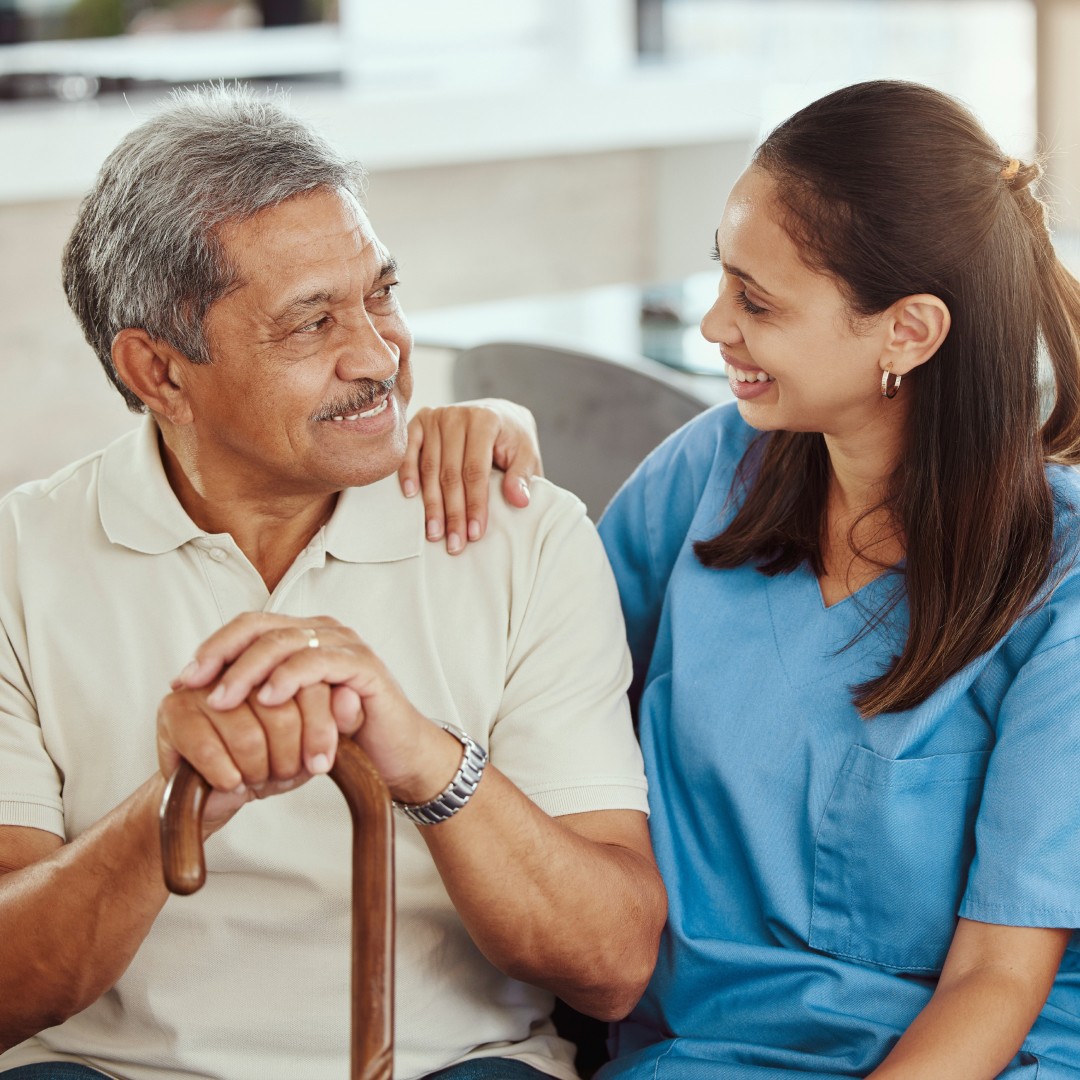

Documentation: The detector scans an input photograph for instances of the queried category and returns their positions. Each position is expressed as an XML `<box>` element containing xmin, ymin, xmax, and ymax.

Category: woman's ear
<box><xmin>111</xmin><ymin>329</ymin><xmax>194</xmax><ymax>425</ymax></box>
<box><xmin>880</xmin><ymin>294</ymin><xmax>951</xmax><ymax>377</ymax></box>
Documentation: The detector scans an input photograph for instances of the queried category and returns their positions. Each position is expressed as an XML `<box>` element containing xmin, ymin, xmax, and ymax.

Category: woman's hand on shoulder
<box><xmin>398</xmin><ymin>398</ymin><xmax>543</xmax><ymax>555</ymax></box>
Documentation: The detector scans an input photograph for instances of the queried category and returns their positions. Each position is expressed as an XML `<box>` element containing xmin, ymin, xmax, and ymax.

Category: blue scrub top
<box><xmin>596</xmin><ymin>403</ymin><xmax>1080</xmax><ymax>1079</ymax></box>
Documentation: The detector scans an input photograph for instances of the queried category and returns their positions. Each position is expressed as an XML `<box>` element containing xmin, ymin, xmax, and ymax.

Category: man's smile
<box><xmin>326</xmin><ymin>396</ymin><xmax>390</xmax><ymax>422</ymax></box>
<box><xmin>312</xmin><ymin>373</ymin><xmax>398</xmax><ymax>423</ymax></box>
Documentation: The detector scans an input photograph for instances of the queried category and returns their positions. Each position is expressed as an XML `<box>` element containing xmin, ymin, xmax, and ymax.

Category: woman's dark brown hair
<box><xmin>694</xmin><ymin>80</ymin><xmax>1080</xmax><ymax>717</ymax></box>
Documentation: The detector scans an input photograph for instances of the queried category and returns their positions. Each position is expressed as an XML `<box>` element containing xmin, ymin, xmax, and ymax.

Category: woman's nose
<box><xmin>700</xmin><ymin>293</ymin><xmax>741</xmax><ymax>347</ymax></box>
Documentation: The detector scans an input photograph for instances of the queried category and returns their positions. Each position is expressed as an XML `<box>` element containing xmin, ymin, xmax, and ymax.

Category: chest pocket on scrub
<box><xmin>808</xmin><ymin>745</ymin><xmax>991</xmax><ymax>973</ymax></box>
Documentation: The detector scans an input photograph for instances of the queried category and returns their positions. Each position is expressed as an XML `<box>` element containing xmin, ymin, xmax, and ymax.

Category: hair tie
<box><xmin>1000</xmin><ymin>158</ymin><xmax>1021</xmax><ymax>182</ymax></box>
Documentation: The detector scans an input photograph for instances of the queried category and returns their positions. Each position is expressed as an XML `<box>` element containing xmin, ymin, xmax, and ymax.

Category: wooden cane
<box><xmin>159</xmin><ymin>740</ymin><xmax>394</xmax><ymax>1080</ymax></box>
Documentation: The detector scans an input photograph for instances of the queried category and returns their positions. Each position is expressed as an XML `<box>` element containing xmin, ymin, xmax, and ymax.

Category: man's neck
<box><xmin>159</xmin><ymin>432</ymin><xmax>337</xmax><ymax>592</ymax></box>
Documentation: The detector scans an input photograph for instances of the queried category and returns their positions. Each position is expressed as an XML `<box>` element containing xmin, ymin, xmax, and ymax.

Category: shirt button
<box><xmin>208</xmin><ymin>548</ymin><xmax>228</xmax><ymax>562</ymax></box>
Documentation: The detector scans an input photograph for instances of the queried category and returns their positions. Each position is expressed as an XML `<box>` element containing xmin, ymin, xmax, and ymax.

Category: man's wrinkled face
<box><xmin>183</xmin><ymin>186</ymin><xmax>413</xmax><ymax>500</ymax></box>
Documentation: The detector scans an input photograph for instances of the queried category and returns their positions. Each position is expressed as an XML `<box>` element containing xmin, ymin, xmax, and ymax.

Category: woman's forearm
<box><xmin>869</xmin><ymin>968</ymin><xmax>1041</xmax><ymax>1079</ymax></box>
<box><xmin>868</xmin><ymin>921</ymin><xmax>1070</xmax><ymax>1080</ymax></box>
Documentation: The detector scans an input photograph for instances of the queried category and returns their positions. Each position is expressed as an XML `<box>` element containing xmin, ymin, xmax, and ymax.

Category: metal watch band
<box><xmin>393</xmin><ymin>723</ymin><xmax>488</xmax><ymax>826</ymax></box>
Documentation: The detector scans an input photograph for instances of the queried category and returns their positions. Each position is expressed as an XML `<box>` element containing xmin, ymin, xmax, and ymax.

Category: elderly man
<box><xmin>0</xmin><ymin>87</ymin><xmax>665</xmax><ymax>1080</ymax></box>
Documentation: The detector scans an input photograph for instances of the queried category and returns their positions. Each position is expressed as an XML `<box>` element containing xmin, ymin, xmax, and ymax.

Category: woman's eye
<box><xmin>734</xmin><ymin>290</ymin><xmax>766</xmax><ymax>316</ymax></box>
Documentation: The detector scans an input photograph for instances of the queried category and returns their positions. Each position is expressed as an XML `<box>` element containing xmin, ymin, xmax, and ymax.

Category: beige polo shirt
<box><xmin>0</xmin><ymin>419</ymin><xmax>648</xmax><ymax>1080</ymax></box>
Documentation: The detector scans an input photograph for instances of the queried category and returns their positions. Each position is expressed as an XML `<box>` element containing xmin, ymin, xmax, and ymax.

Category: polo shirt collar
<box><xmin>99</xmin><ymin>416</ymin><xmax>423</xmax><ymax>563</ymax></box>
<box><xmin>323</xmin><ymin>476</ymin><xmax>424</xmax><ymax>564</ymax></box>
<box><xmin>99</xmin><ymin>419</ymin><xmax>203</xmax><ymax>554</ymax></box>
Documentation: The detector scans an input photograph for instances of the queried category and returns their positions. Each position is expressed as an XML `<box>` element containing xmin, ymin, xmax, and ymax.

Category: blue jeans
<box><xmin>1</xmin><ymin>1068</ymin><xmax>109</xmax><ymax>1078</ymax></box>
<box><xmin>4</xmin><ymin>1060</ymin><xmax>551</xmax><ymax>1079</ymax></box>
<box><xmin>424</xmin><ymin>1061</ymin><xmax>554</xmax><ymax>1079</ymax></box>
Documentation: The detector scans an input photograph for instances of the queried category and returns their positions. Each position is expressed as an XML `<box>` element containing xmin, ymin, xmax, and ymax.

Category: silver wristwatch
<box><xmin>393</xmin><ymin>723</ymin><xmax>488</xmax><ymax>825</ymax></box>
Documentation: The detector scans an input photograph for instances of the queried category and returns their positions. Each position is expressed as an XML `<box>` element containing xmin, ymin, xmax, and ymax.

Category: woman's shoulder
<box><xmin>635</xmin><ymin>400</ymin><xmax>757</xmax><ymax>492</ymax></box>
<box><xmin>604</xmin><ymin>400</ymin><xmax>755</xmax><ymax>528</ymax></box>
<box><xmin>1049</xmin><ymin>464</ymin><xmax>1080</xmax><ymax>570</ymax></box>
<box><xmin>1004</xmin><ymin>464</ymin><xmax>1080</xmax><ymax>658</ymax></box>
<box><xmin>668</xmin><ymin>399</ymin><xmax>756</xmax><ymax>459</ymax></box>
<box><xmin>1049</xmin><ymin>462</ymin><xmax>1080</xmax><ymax>514</ymax></box>
<box><xmin>599</xmin><ymin>401</ymin><xmax>755</xmax><ymax>569</ymax></box>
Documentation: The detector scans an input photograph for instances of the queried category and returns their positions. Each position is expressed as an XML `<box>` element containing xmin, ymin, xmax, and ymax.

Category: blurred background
<box><xmin>1</xmin><ymin>0</ymin><xmax>1076</xmax><ymax>496</ymax></box>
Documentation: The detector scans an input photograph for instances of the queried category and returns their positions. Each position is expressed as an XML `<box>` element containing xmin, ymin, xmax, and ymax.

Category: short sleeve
<box><xmin>960</xmin><ymin>634</ymin><xmax>1080</xmax><ymax>938</ymax></box>
<box><xmin>0</xmin><ymin>527</ymin><xmax>65</xmax><ymax>836</ymax></box>
<box><xmin>489</xmin><ymin>484</ymin><xmax>649</xmax><ymax>818</ymax></box>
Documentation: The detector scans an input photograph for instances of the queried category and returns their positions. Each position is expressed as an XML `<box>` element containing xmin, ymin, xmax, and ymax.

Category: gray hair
<box><xmin>62</xmin><ymin>83</ymin><xmax>366</xmax><ymax>412</ymax></box>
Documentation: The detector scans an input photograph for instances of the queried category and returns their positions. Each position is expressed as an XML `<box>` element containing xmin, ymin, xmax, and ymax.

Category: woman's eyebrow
<box><xmin>723</xmin><ymin>262</ymin><xmax>776</xmax><ymax>299</ymax></box>
<box><xmin>713</xmin><ymin>231</ymin><xmax>776</xmax><ymax>298</ymax></box>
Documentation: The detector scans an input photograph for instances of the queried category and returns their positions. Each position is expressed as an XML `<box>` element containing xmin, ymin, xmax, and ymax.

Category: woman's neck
<box><xmin>817</xmin><ymin>408</ymin><xmax>908</xmax><ymax>605</ymax></box>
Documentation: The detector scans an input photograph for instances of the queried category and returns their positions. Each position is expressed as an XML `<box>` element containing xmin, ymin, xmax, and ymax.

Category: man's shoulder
<box><xmin>0</xmin><ymin>449</ymin><xmax>114</xmax><ymax>614</ymax></box>
<box><xmin>0</xmin><ymin>423</ymin><xmax>186</xmax><ymax>563</ymax></box>
<box><xmin>0</xmin><ymin>446</ymin><xmax>108</xmax><ymax>527</ymax></box>
<box><xmin>483</xmin><ymin>473</ymin><xmax>590</xmax><ymax>547</ymax></box>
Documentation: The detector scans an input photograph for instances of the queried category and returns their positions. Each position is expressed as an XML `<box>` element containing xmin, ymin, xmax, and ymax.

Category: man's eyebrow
<box><xmin>271</xmin><ymin>258</ymin><xmax>399</xmax><ymax>324</ymax></box>
<box><xmin>272</xmin><ymin>290</ymin><xmax>334</xmax><ymax>324</ymax></box>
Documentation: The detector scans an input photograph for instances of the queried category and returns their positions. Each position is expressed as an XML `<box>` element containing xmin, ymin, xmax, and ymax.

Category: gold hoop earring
<box><xmin>881</xmin><ymin>369</ymin><xmax>902</xmax><ymax>399</ymax></box>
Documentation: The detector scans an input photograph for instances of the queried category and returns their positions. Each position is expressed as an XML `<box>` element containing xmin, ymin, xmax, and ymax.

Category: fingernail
<box><xmin>257</xmin><ymin>684</ymin><xmax>276</xmax><ymax>705</ymax></box>
<box><xmin>519</xmin><ymin>479</ymin><xmax>531</xmax><ymax>503</ymax></box>
<box><xmin>427</xmin><ymin>519</ymin><xmax>442</xmax><ymax>540</ymax></box>
<box><xmin>232</xmin><ymin>782</ymin><xmax>247</xmax><ymax>795</ymax></box>
<box><xmin>309</xmin><ymin>753</ymin><xmax>331</xmax><ymax>775</ymax></box>
<box><xmin>447</xmin><ymin>532</ymin><xmax>462</xmax><ymax>554</ymax></box>
<box><xmin>178</xmin><ymin>660</ymin><xmax>199</xmax><ymax>684</ymax></box>
<box><xmin>403</xmin><ymin>479</ymin><xmax>417</xmax><ymax>497</ymax></box>
<box><xmin>468</xmin><ymin>519</ymin><xmax>481</xmax><ymax>541</ymax></box>
<box><xmin>207</xmin><ymin>684</ymin><xmax>227</xmax><ymax>708</ymax></box>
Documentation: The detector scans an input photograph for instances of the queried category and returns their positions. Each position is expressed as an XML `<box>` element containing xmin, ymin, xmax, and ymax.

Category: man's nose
<box><xmin>335</xmin><ymin>312</ymin><xmax>400</xmax><ymax>383</ymax></box>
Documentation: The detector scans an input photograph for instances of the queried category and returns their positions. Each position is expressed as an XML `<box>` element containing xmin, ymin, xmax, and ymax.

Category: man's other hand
<box><xmin>156</xmin><ymin>679</ymin><xmax>338</xmax><ymax>834</ymax></box>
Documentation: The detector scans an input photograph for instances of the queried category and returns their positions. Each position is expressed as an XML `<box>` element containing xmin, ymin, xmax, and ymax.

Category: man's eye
<box><xmin>297</xmin><ymin>316</ymin><xmax>329</xmax><ymax>334</ymax></box>
<box><xmin>371</xmin><ymin>282</ymin><xmax>399</xmax><ymax>301</ymax></box>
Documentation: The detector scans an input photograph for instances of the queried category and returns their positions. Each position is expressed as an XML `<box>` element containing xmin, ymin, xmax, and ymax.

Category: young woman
<box><xmin>401</xmin><ymin>81</ymin><xmax>1080</xmax><ymax>1078</ymax></box>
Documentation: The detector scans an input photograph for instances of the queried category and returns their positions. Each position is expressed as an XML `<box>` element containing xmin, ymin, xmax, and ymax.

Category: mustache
<box><xmin>311</xmin><ymin>375</ymin><xmax>397</xmax><ymax>421</ymax></box>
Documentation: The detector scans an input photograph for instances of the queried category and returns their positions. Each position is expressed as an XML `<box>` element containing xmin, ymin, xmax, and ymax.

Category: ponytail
<box><xmin>1000</xmin><ymin>159</ymin><xmax>1080</xmax><ymax>462</ymax></box>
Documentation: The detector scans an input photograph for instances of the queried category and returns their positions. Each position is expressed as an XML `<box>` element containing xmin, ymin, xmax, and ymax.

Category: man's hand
<box><xmin>171</xmin><ymin>613</ymin><xmax>462</xmax><ymax>805</ymax></box>
<box><xmin>397</xmin><ymin>399</ymin><xmax>543</xmax><ymax>555</ymax></box>
<box><xmin>156</xmin><ymin>679</ymin><xmax>340</xmax><ymax>835</ymax></box>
